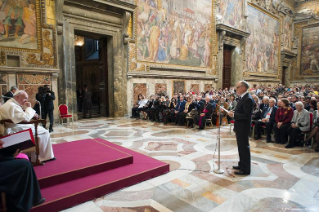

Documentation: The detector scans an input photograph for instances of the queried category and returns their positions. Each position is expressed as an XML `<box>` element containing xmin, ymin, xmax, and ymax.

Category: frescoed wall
<box><xmin>246</xmin><ymin>5</ymin><xmax>280</xmax><ymax>74</ymax></box>
<box><xmin>216</xmin><ymin>0</ymin><xmax>244</xmax><ymax>30</ymax></box>
<box><xmin>0</xmin><ymin>0</ymin><xmax>39</xmax><ymax>50</ymax></box>
<box><xmin>282</xmin><ymin>15</ymin><xmax>293</xmax><ymax>51</ymax></box>
<box><xmin>136</xmin><ymin>0</ymin><xmax>213</xmax><ymax>68</ymax></box>
<box><xmin>300</xmin><ymin>25</ymin><xmax>319</xmax><ymax>76</ymax></box>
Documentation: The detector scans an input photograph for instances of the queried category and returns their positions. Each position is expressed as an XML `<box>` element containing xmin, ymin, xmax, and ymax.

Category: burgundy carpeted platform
<box><xmin>30</xmin><ymin>139</ymin><xmax>169</xmax><ymax>212</ymax></box>
<box><xmin>34</xmin><ymin>140</ymin><xmax>133</xmax><ymax>188</ymax></box>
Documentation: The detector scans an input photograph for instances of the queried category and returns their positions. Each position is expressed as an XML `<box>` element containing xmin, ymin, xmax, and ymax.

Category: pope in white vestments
<box><xmin>0</xmin><ymin>90</ymin><xmax>54</xmax><ymax>162</ymax></box>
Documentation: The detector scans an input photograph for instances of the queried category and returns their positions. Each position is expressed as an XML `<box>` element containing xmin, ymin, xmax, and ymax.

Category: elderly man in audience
<box><xmin>0</xmin><ymin>90</ymin><xmax>55</xmax><ymax>163</ymax></box>
<box><xmin>274</xmin><ymin>98</ymin><xmax>294</xmax><ymax>144</ymax></box>
<box><xmin>254</xmin><ymin>98</ymin><xmax>278</xmax><ymax>142</ymax></box>
<box><xmin>194</xmin><ymin>95</ymin><xmax>215</xmax><ymax>129</ymax></box>
<box><xmin>286</xmin><ymin>101</ymin><xmax>310</xmax><ymax>148</ymax></box>
<box><xmin>0</xmin><ymin>140</ymin><xmax>45</xmax><ymax>212</ymax></box>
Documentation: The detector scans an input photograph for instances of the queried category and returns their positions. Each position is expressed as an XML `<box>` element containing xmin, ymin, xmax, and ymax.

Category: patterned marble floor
<box><xmin>48</xmin><ymin>117</ymin><xmax>319</xmax><ymax>212</ymax></box>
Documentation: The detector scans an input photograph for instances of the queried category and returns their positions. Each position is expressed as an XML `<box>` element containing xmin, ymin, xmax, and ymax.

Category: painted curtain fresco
<box><xmin>190</xmin><ymin>84</ymin><xmax>199</xmax><ymax>93</ymax></box>
<box><xmin>246</xmin><ymin>5</ymin><xmax>280</xmax><ymax>74</ymax></box>
<box><xmin>0</xmin><ymin>0</ymin><xmax>38</xmax><ymax>49</ymax></box>
<box><xmin>282</xmin><ymin>16</ymin><xmax>293</xmax><ymax>51</ymax></box>
<box><xmin>155</xmin><ymin>83</ymin><xmax>167</xmax><ymax>95</ymax></box>
<box><xmin>133</xmin><ymin>83</ymin><xmax>147</xmax><ymax>104</ymax></box>
<box><xmin>301</xmin><ymin>26</ymin><xmax>319</xmax><ymax>75</ymax></box>
<box><xmin>136</xmin><ymin>0</ymin><xmax>213</xmax><ymax>68</ymax></box>
<box><xmin>216</xmin><ymin>0</ymin><xmax>244</xmax><ymax>30</ymax></box>
<box><xmin>173</xmin><ymin>81</ymin><xmax>185</xmax><ymax>95</ymax></box>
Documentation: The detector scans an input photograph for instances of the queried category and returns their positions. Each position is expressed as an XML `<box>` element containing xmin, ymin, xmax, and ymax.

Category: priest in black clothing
<box><xmin>227</xmin><ymin>81</ymin><xmax>254</xmax><ymax>175</ymax></box>
<box><xmin>0</xmin><ymin>140</ymin><xmax>45</xmax><ymax>212</ymax></box>
<box><xmin>194</xmin><ymin>95</ymin><xmax>215</xmax><ymax>129</ymax></box>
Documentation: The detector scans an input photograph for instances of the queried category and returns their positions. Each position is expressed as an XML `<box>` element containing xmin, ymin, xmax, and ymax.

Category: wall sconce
<box><xmin>74</xmin><ymin>35</ymin><xmax>85</xmax><ymax>46</ymax></box>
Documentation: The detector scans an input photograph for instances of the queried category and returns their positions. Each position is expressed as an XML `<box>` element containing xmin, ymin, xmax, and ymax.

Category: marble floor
<box><xmin>49</xmin><ymin>117</ymin><xmax>319</xmax><ymax>212</ymax></box>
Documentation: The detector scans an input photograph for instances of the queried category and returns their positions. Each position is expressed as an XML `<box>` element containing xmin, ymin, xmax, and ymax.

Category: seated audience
<box><xmin>0</xmin><ymin>90</ymin><xmax>55</xmax><ymax>162</ymax></box>
<box><xmin>194</xmin><ymin>95</ymin><xmax>215</xmax><ymax>129</ymax></box>
<box><xmin>0</xmin><ymin>140</ymin><xmax>45</xmax><ymax>212</ymax></box>
<box><xmin>251</xmin><ymin>94</ymin><xmax>261</xmax><ymax>122</ymax></box>
<box><xmin>130</xmin><ymin>94</ymin><xmax>143</xmax><ymax>118</ymax></box>
<box><xmin>286</xmin><ymin>102</ymin><xmax>310</xmax><ymax>148</ymax></box>
<box><xmin>254</xmin><ymin>98</ymin><xmax>278</xmax><ymax>142</ymax></box>
<box><xmin>171</xmin><ymin>96</ymin><xmax>186</xmax><ymax>123</ymax></box>
<box><xmin>176</xmin><ymin>96</ymin><xmax>195</xmax><ymax>126</ymax></box>
<box><xmin>305</xmin><ymin>102</ymin><xmax>319</xmax><ymax>150</ymax></box>
<box><xmin>274</xmin><ymin>98</ymin><xmax>294</xmax><ymax>144</ymax></box>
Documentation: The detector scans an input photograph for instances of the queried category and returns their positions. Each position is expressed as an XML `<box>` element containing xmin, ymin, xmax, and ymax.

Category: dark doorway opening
<box><xmin>282</xmin><ymin>66</ymin><xmax>287</xmax><ymax>85</ymax></box>
<box><xmin>74</xmin><ymin>32</ymin><xmax>109</xmax><ymax>119</ymax></box>
<box><xmin>222</xmin><ymin>45</ymin><xmax>234</xmax><ymax>89</ymax></box>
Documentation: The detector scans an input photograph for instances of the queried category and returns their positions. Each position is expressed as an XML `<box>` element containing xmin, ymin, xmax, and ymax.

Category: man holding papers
<box><xmin>0</xmin><ymin>90</ymin><xmax>55</xmax><ymax>162</ymax></box>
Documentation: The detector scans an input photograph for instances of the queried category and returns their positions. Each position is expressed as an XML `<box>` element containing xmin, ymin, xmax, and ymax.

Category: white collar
<box><xmin>240</xmin><ymin>91</ymin><xmax>248</xmax><ymax>98</ymax></box>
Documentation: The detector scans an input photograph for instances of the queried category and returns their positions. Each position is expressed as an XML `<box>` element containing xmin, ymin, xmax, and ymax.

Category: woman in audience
<box><xmin>176</xmin><ymin>96</ymin><xmax>195</xmax><ymax>126</ymax></box>
<box><xmin>309</xmin><ymin>100</ymin><xmax>317</xmax><ymax>114</ymax></box>
<box><xmin>130</xmin><ymin>94</ymin><xmax>143</xmax><ymax>118</ymax></box>
<box><xmin>0</xmin><ymin>140</ymin><xmax>45</xmax><ymax>212</ymax></box>
<box><xmin>274</xmin><ymin>98</ymin><xmax>294</xmax><ymax>144</ymax></box>
<box><xmin>286</xmin><ymin>101</ymin><xmax>310</xmax><ymax>148</ymax></box>
<box><xmin>252</xmin><ymin>94</ymin><xmax>261</xmax><ymax>122</ymax></box>
<box><xmin>305</xmin><ymin>101</ymin><xmax>319</xmax><ymax>150</ymax></box>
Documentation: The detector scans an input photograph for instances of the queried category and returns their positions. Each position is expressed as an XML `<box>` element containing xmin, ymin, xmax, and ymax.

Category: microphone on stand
<box><xmin>0</xmin><ymin>95</ymin><xmax>12</xmax><ymax>99</ymax></box>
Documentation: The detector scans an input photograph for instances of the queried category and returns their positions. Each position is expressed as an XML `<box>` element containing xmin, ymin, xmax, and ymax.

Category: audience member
<box><xmin>274</xmin><ymin>99</ymin><xmax>294</xmax><ymax>144</ymax></box>
<box><xmin>3</xmin><ymin>86</ymin><xmax>18</xmax><ymax>103</ymax></box>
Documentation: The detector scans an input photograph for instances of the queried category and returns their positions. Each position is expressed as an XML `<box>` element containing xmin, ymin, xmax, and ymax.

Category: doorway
<box><xmin>74</xmin><ymin>32</ymin><xmax>109</xmax><ymax>119</ymax></box>
<box><xmin>282</xmin><ymin>66</ymin><xmax>287</xmax><ymax>85</ymax></box>
<box><xmin>222</xmin><ymin>45</ymin><xmax>234</xmax><ymax>89</ymax></box>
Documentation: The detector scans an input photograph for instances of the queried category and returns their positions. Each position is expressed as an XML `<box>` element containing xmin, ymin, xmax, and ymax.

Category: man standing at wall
<box><xmin>43</xmin><ymin>85</ymin><xmax>55</xmax><ymax>133</ymax></box>
<box><xmin>4</xmin><ymin>86</ymin><xmax>18</xmax><ymax>102</ymax></box>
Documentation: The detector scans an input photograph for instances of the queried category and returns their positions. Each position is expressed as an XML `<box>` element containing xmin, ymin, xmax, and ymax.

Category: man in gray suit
<box><xmin>286</xmin><ymin>101</ymin><xmax>310</xmax><ymax>148</ymax></box>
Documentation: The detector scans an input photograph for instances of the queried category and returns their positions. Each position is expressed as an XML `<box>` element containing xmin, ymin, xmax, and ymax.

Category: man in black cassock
<box><xmin>0</xmin><ymin>140</ymin><xmax>45</xmax><ymax>212</ymax></box>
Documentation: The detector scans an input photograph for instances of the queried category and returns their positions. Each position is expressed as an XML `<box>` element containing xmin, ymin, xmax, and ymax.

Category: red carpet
<box><xmin>30</xmin><ymin>139</ymin><xmax>169</xmax><ymax>212</ymax></box>
<box><xmin>35</xmin><ymin>139</ymin><xmax>133</xmax><ymax>188</ymax></box>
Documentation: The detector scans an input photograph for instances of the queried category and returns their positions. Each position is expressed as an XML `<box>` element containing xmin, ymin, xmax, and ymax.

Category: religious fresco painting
<box><xmin>0</xmin><ymin>0</ymin><xmax>39</xmax><ymax>49</ymax></box>
<box><xmin>204</xmin><ymin>84</ymin><xmax>213</xmax><ymax>92</ymax></box>
<box><xmin>246</xmin><ymin>5</ymin><xmax>280</xmax><ymax>74</ymax></box>
<box><xmin>17</xmin><ymin>74</ymin><xmax>51</xmax><ymax>106</ymax></box>
<box><xmin>190</xmin><ymin>84</ymin><xmax>199</xmax><ymax>93</ymax></box>
<box><xmin>136</xmin><ymin>0</ymin><xmax>213</xmax><ymax>68</ymax></box>
<box><xmin>282</xmin><ymin>15</ymin><xmax>293</xmax><ymax>51</ymax></box>
<box><xmin>133</xmin><ymin>83</ymin><xmax>147</xmax><ymax>104</ymax></box>
<box><xmin>173</xmin><ymin>80</ymin><xmax>185</xmax><ymax>95</ymax></box>
<box><xmin>0</xmin><ymin>73</ymin><xmax>8</xmax><ymax>97</ymax></box>
<box><xmin>300</xmin><ymin>25</ymin><xmax>319</xmax><ymax>75</ymax></box>
<box><xmin>155</xmin><ymin>83</ymin><xmax>167</xmax><ymax>95</ymax></box>
<box><xmin>216</xmin><ymin>0</ymin><xmax>244</xmax><ymax>30</ymax></box>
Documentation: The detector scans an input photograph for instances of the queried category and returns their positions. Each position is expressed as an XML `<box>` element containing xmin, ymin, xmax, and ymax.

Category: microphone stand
<box><xmin>214</xmin><ymin>105</ymin><xmax>224</xmax><ymax>174</ymax></box>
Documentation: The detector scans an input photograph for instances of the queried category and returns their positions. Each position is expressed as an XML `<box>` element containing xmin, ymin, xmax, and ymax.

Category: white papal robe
<box><xmin>0</xmin><ymin>99</ymin><xmax>54</xmax><ymax>162</ymax></box>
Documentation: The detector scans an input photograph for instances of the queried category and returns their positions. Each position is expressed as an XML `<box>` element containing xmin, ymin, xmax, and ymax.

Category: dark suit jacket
<box><xmin>259</xmin><ymin>106</ymin><xmax>278</xmax><ymax>123</ymax></box>
<box><xmin>4</xmin><ymin>91</ymin><xmax>13</xmax><ymax>102</ymax></box>
<box><xmin>175</xmin><ymin>100</ymin><xmax>186</xmax><ymax>112</ymax></box>
<box><xmin>234</xmin><ymin>93</ymin><xmax>254</xmax><ymax>133</ymax></box>
<box><xmin>44</xmin><ymin>91</ymin><xmax>55</xmax><ymax>111</ymax></box>
<box><xmin>83</xmin><ymin>91</ymin><xmax>92</xmax><ymax>110</ymax></box>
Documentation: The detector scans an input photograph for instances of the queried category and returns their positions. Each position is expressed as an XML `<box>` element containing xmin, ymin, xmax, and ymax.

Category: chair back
<box><xmin>59</xmin><ymin>104</ymin><xmax>68</xmax><ymax>116</ymax></box>
<box><xmin>309</xmin><ymin>112</ymin><xmax>313</xmax><ymax>131</ymax></box>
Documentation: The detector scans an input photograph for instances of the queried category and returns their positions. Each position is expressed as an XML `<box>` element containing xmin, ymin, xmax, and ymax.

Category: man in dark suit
<box><xmin>227</xmin><ymin>81</ymin><xmax>254</xmax><ymax>175</ymax></box>
<box><xmin>83</xmin><ymin>85</ymin><xmax>93</xmax><ymax>118</ymax></box>
<box><xmin>254</xmin><ymin>98</ymin><xmax>278</xmax><ymax>142</ymax></box>
<box><xmin>4</xmin><ymin>86</ymin><xmax>17</xmax><ymax>102</ymax></box>
<box><xmin>43</xmin><ymin>85</ymin><xmax>55</xmax><ymax>133</ymax></box>
<box><xmin>171</xmin><ymin>96</ymin><xmax>186</xmax><ymax>123</ymax></box>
